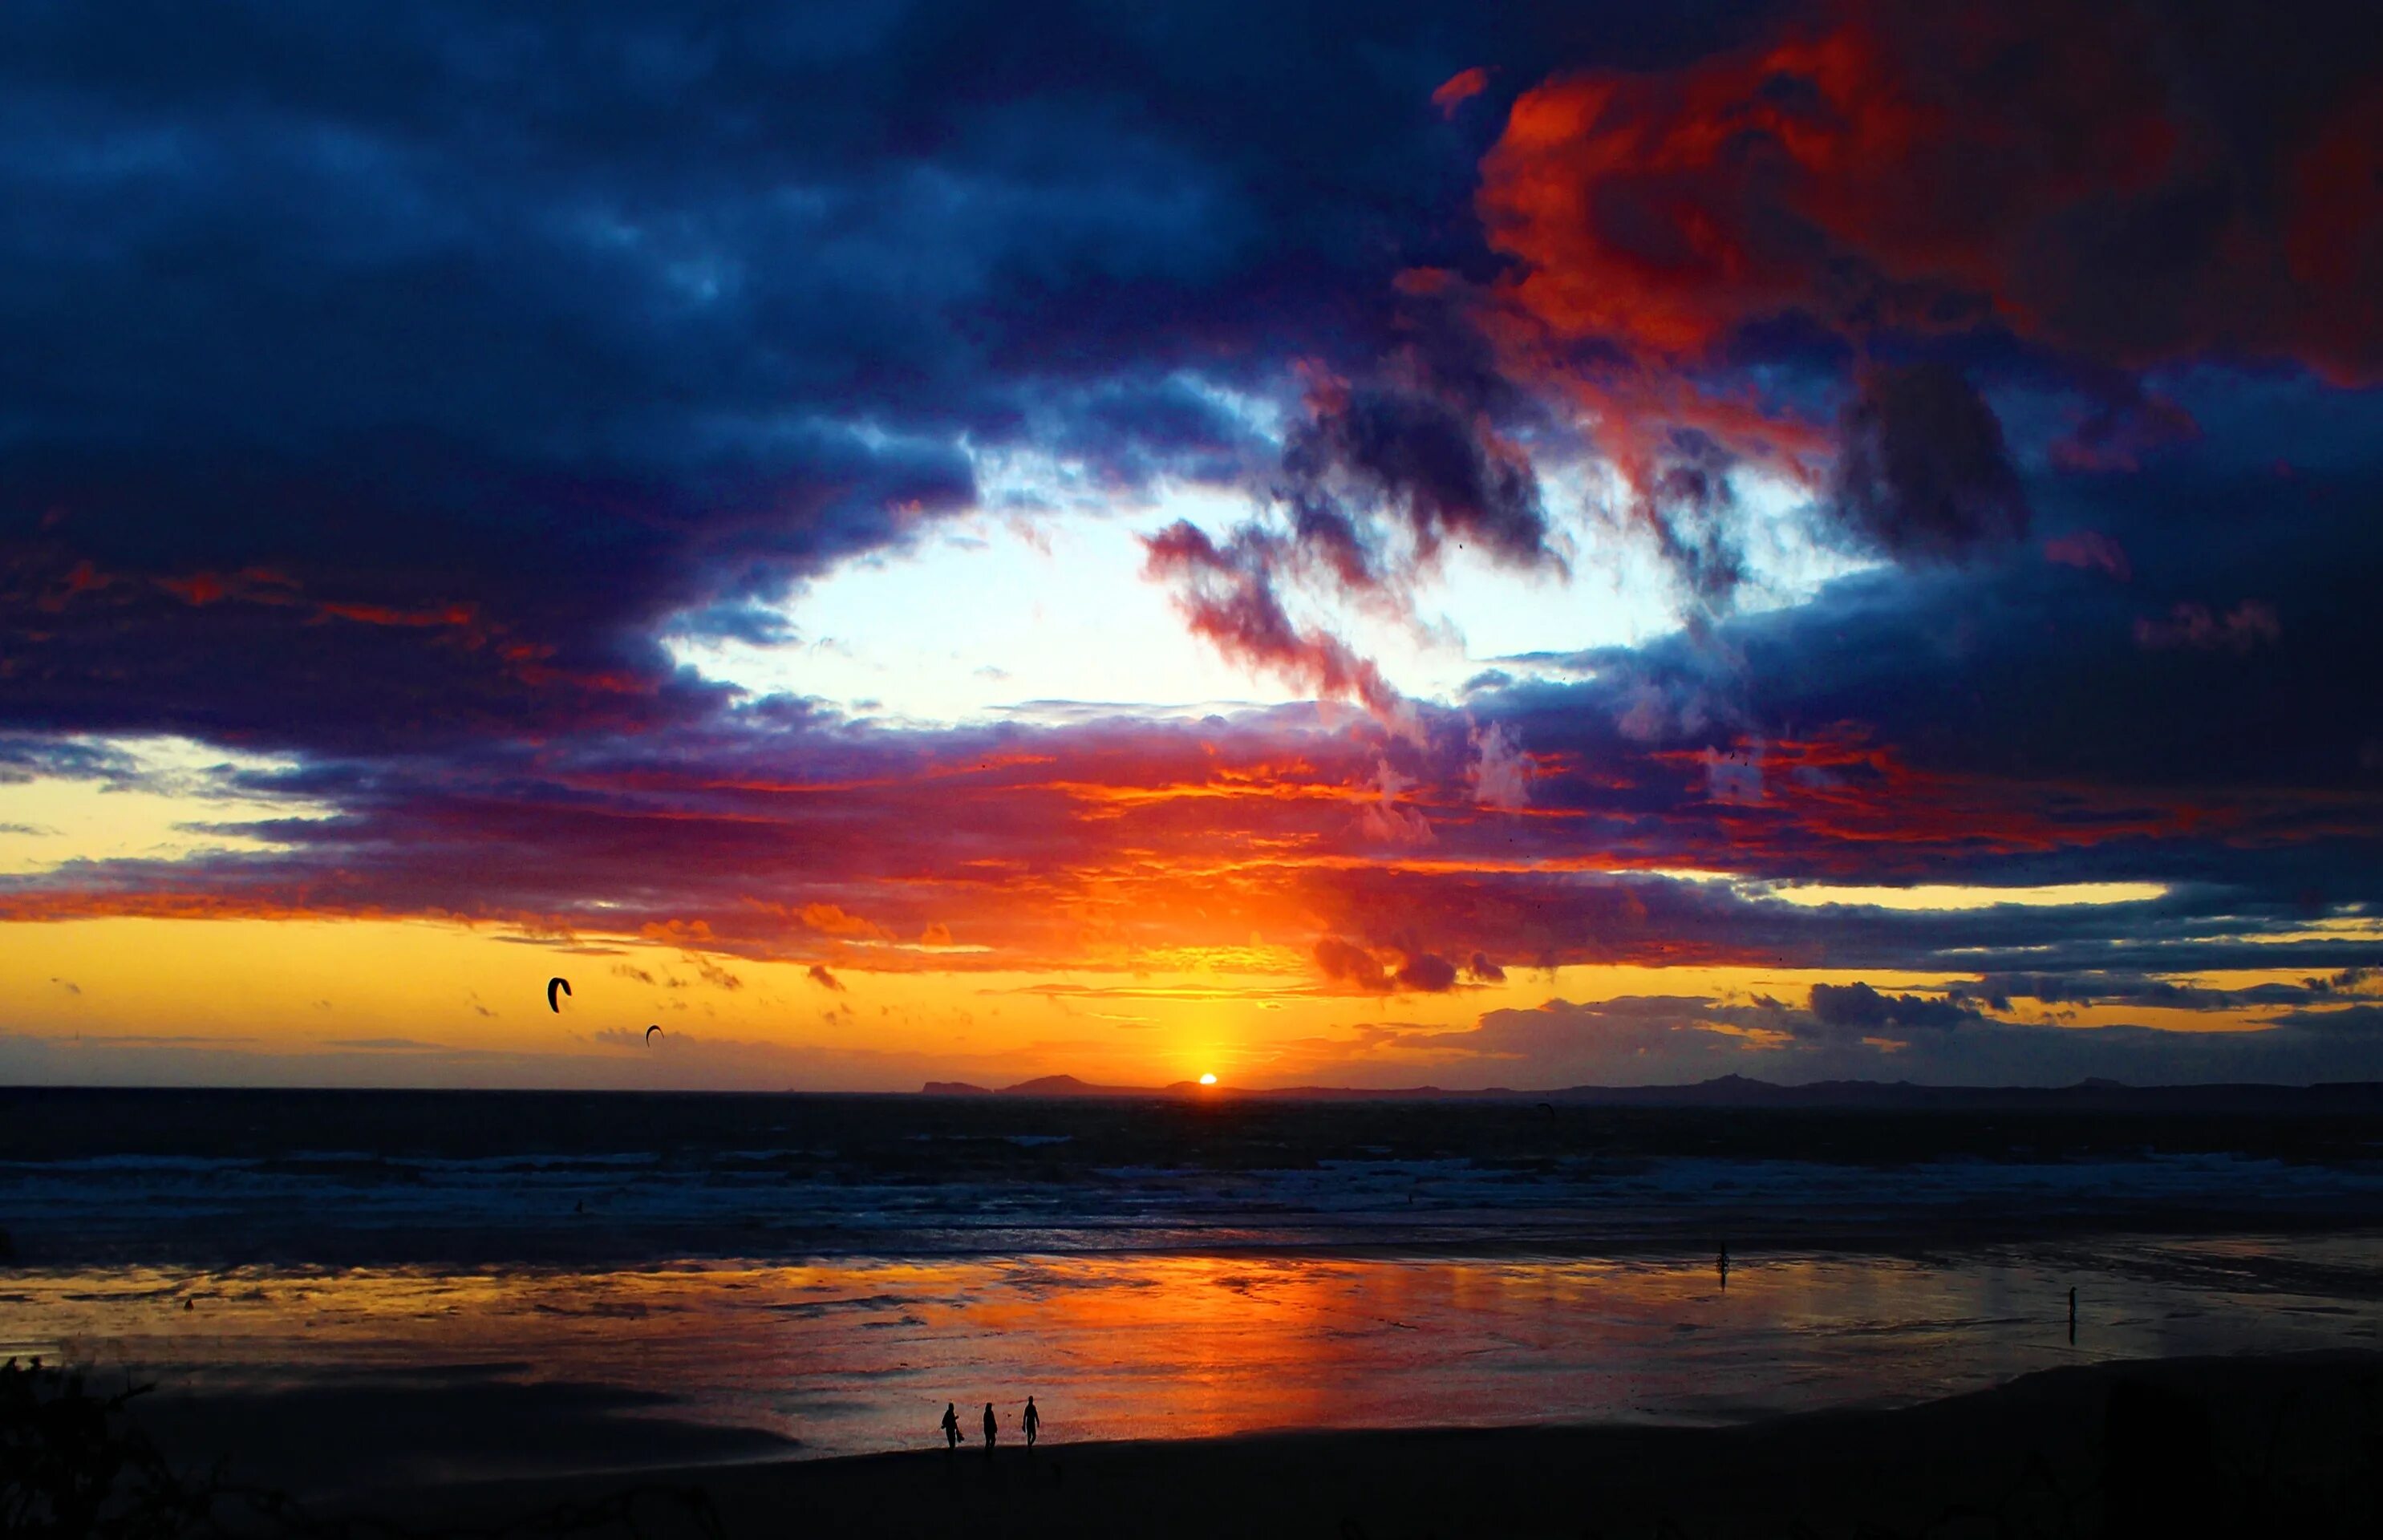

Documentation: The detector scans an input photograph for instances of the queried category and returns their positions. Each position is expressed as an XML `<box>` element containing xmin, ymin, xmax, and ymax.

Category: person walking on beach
<box><xmin>1023</xmin><ymin>1395</ymin><xmax>1040</xmax><ymax>1447</ymax></box>
<box><xmin>983</xmin><ymin>1401</ymin><xmax>998</xmax><ymax>1453</ymax></box>
<box><xmin>941</xmin><ymin>1401</ymin><xmax>960</xmax><ymax>1450</ymax></box>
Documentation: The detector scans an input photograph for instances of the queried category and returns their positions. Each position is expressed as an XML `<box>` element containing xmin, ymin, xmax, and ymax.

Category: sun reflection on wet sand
<box><xmin>8</xmin><ymin>1238</ymin><xmax>2379</xmax><ymax>1463</ymax></box>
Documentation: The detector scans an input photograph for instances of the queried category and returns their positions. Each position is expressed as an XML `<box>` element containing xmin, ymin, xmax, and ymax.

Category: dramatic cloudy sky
<box><xmin>4</xmin><ymin>0</ymin><xmax>2380</xmax><ymax>1089</ymax></box>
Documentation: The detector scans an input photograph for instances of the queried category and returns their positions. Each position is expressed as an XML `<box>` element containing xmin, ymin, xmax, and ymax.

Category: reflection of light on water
<box><xmin>11</xmin><ymin>1236</ymin><xmax>2381</xmax><ymax>1461</ymax></box>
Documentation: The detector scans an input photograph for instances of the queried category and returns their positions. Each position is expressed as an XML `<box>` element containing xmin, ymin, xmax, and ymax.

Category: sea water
<box><xmin>3</xmin><ymin>1088</ymin><xmax>2379</xmax><ymax>1484</ymax></box>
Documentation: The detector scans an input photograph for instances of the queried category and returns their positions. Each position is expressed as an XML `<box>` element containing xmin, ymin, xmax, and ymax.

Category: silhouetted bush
<box><xmin>0</xmin><ymin>1360</ymin><xmax>217</xmax><ymax>1539</ymax></box>
<box><xmin>2</xmin><ymin>1358</ymin><xmax>726</xmax><ymax>1540</ymax></box>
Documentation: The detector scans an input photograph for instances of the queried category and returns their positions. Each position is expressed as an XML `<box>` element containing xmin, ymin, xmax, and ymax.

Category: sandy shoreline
<box><xmin>308</xmin><ymin>1351</ymin><xmax>2382</xmax><ymax>1538</ymax></box>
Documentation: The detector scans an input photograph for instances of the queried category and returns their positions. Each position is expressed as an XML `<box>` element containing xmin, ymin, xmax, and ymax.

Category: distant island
<box><xmin>921</xmin><ymin>1072</ymin><xmax>2383</xmax><ymax>1112</ymax></box>
<box><xmin>924</xmin><ymin>1073</ymin><xmax>1211</xmax><ymax>1098</ymax></box>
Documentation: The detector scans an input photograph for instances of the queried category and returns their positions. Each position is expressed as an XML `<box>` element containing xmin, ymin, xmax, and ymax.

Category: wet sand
<box><xmin>326</xmin><ymin>1351</ymin><xmax>2383</xmax><ymax>1538</ymax></box>
<box><xmin>44</xmin><ymin>1234</ymin><xmax>2383</xmax><ymax>1469</ymax></box>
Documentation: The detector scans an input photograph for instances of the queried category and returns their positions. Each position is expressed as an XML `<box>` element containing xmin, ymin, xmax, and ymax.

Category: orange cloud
<box><xmin>800</xmin><ymin>903</ymin><xmax>890</xmax><ymax>940</ymax></box>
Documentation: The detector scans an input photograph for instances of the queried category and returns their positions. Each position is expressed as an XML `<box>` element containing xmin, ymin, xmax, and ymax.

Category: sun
<box><xmin>1198</xmin><ymin>1072</ymin><xmax>1218</xmax><ymax>1086</ymax></box>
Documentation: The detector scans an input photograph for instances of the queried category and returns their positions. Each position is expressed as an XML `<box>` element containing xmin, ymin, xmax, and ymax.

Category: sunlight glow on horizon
<box><xmin>0</xmin><ymin>914</ymin><xmax>2326</xmax><ymax>1092</ymax></box>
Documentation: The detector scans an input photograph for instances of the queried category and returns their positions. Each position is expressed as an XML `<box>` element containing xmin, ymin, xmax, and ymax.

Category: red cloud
<box><xmin>2043</xmin><ymin>532</ymin><xmax>2131</xmax><ymax>582</ymax></box>
<box><xmin>2</xmin><ymin>691</ymin><xmax>2366</xmax><ymax>983</ymax></box>
<box><xmin>2134</xmin><ymin>601</ymin><xmax>2282</xmax><ymax>654</ymax></box>
<box><xmin>2048</xmin><ymin>396</ymin><xmax>2199</xmax><ymax>475</ymax></box>
<box><xmin>1475</xmin><ymin>0</ymin><xmax>2383</xmax><ymax>424</ymax></box>
<box><xmin>314</xmin><ymin>600</ymin><xmax>478</xmax><ymax>630</ymax></box>
<box><xmin>1432</xmin><ymin>67</ymin><xmax>1491</xmax><ymax>118</ymax></box>
<box><xmin>1141</xmin><ymin>519</ymin><xmax>1406</xmax><ymax>724</ymax></box>
<box><xmin>2284</xmin><ymin>87</ymin><xmax>2383</xmax><ymax>386</ymax></box>
<box><xmin>1425</xmin><ymin>0</ymin><xmax>2383</xmax><ymax>607</ymax></box>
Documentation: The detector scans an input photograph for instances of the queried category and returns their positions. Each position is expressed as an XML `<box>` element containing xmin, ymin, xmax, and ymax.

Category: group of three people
<box><xmin>942</xmin><ymin>1395</ymin><xmax>1040</xmax><ymax>1451</ymax></box>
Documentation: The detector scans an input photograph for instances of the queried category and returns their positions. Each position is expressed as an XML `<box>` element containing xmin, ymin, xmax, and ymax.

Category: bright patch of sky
<box><xmin>0</xmin><ymin>737</ymin><xmax>337</xmax><ymax>876</ymax></box>
<box><xmin>665</xmin><ymin>436</ymin><xmax>1873</xmax><ymax>726</ymax></box>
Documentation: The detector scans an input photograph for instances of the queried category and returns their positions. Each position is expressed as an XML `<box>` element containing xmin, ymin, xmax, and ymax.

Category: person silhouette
<box><xmin>983</xmin><ymin>1401</ymin><xmax>998</xmax><ymax>1453</ymax></box>
<box><xmin>941</xmin><ymin>1401</ymin><xmax>960</xmax><ymax>1450</ymax></box>
<box><xmin>1023</xmin><ymin>1395</ymin><xmax>1040</xmax><ymax>1447</ymax></box>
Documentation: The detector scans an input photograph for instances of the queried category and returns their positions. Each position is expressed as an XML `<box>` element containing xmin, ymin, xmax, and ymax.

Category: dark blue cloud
<box><xmin>1829</xmin><ymin>364</ymin><xmax>2029</xmax><ymax>563</ymax></box>
<box><xmin>1476</xmin><ymin>371</ymin><xmax>2383</xmax><ymax>926</ymax></box>
<box><xmin>1808</xmin><ymin>981</ymin><xmax>1982</xmax><ymax>1034</ymax></box>
<box><xmin>10</xmin><ymin>0</ymin><xmax>1781</xmax><ymax>749</ymax></box>
<box><xmin>1410</xmin><ymin>991</ymin><xmax>2383</xmax><ymax>1088</ymax></box>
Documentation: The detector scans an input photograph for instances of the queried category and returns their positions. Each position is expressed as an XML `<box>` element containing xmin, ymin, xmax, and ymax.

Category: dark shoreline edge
<box><xmin>331</xmin><ymin>1350</ymin><xmax>2383</xmax><ymax>1538</ymax></box>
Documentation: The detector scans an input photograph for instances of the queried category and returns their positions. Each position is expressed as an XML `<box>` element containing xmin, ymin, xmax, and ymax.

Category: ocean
<box><xmin>4</xmin><ymin>1087</ymin><xmax>2381</xmax><ymax>1490</ymax></box>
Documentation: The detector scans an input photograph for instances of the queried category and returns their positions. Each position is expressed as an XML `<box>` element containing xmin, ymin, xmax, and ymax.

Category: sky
<box><xmin>3</xmin><ymin>0</ymin><xmax>2381</xmax><ymax>1091</ymax></box>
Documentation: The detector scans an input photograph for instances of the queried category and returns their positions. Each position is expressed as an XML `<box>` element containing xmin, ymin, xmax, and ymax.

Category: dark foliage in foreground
<box><xmin>0</xmin><ymin>1361</ymin><xmax>721</xmax><ymax>1540</ymax></box>
<box><xmin>0</xmin><ymin>1360</ymin><xmax>232</xmax><ymax>1540</ymax></box>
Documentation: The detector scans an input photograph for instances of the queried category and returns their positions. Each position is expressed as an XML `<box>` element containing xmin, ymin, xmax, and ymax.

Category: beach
<box><xmin>30</xmin><ymin>1233</ymin><xmax>2383</xmax><ymax>1485</ymax></box>
<box><xmin>12</xmin><ymin>1089</ymin><xmax>2383</xmax><ymax>1532</ymax></box>
<box><xmin>280</xmin><ymin>1351</ymin><xmax>2381</xmax><ymax>1538</ymax></box>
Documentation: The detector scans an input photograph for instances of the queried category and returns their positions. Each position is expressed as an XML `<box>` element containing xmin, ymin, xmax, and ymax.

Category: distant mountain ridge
<box><xmin>921</xmin><ymin>1072</ymin><xmax>2383</xmax><ymax>1112</ymax></box>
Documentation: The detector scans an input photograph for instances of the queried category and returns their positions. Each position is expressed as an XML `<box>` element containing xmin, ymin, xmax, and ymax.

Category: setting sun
<box><xmin>1199</xmin><ymin>1073</ymin><xmax>1218</xmax><ymax>1086</ymax></box>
